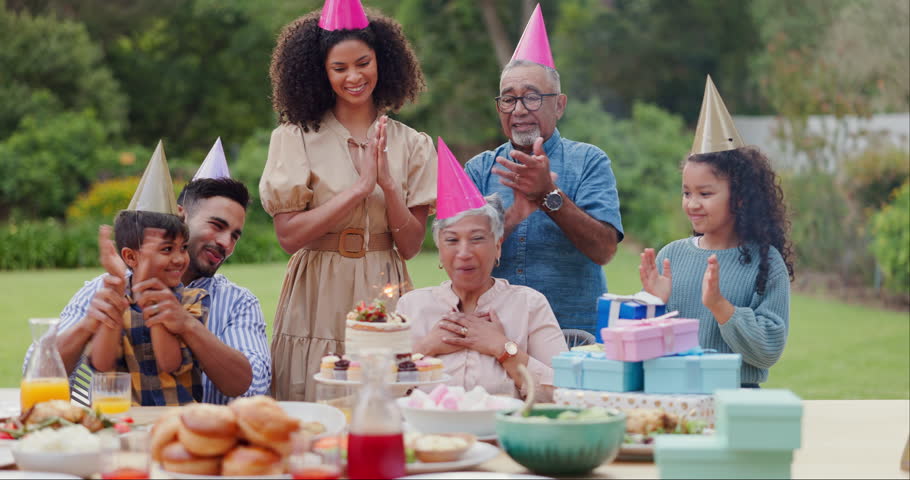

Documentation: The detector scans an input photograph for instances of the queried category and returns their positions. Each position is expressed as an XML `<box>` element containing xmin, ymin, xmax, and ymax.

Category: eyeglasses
<box><xmin>494</xmin><ymin>93</ymin><xmax>559</xmax><ymax>113</ymax></box>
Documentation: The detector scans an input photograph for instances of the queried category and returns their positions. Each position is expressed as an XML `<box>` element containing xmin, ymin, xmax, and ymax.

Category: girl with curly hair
<box><xmin>259</xmin><ymin>0</ymin><xmax>436</xmax><ymax>401</ymax></box>
<box><xmin>639</xmin><ymin>77</ymin><xmax>794</xmax><ymax>388</ymax></box>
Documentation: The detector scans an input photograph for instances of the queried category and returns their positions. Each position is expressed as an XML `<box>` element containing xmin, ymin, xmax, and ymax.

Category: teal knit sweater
<box><xmin>656</xmin><ymin>238</ymin><xmax>790</xmax><ymax>384</ymax></box>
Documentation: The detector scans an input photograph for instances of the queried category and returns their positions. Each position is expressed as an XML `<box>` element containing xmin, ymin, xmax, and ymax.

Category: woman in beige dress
<box><xmin>261</xmin><ymin>8</ymin><xmax>435</xmax><ymax>401</ymax></box>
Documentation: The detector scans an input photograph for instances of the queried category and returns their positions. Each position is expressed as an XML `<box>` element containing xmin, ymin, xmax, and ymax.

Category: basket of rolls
<box><xmin>151</xmin><ymin>395</ymin><xmax>308</xmax><ymax>477</ymax></box>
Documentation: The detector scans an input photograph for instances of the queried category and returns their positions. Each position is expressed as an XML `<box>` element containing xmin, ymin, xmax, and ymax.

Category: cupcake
<box><xmin>333</xmin><ymin>359</ymin><xmax>350</xmax><ymax>381</ymax></box>
<box><xmin>320</xmin><ymin>355</ymin><xmax>340</xmax><ymax>379</ymax></box>
<box><xmin>348</xmin><ymin>361</ymin><xmax>363</xmax><ymax>382</ymax></box>
<box><xmin>415</xmin><ymin>360</ymin><xmax>432</xmax><ymax>382</ymax></box>
<box><xmin>411</xmin><ymin>353</ymin><xmax>425</xmax><ymax>362</ymax></box>
<box><xmin>426</xmin><ymin>358</ymin><xmax>444</xmax><ymax>380</ymax></box>
<box><xmin>398</xmin><ymin>361</ymin><xmax>418</xmax><ymax>383</ymax></box>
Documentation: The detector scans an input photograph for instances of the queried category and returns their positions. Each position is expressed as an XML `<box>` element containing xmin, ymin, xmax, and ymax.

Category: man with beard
<box><xmin>464</xmin><ymin>7</ymin><xmax>623</xmax><ymax>336</ymax></box>
<box><xmin>26</xmin><ymin>178</ymin><xmax>271</xmax><ymax>403</ymax></box>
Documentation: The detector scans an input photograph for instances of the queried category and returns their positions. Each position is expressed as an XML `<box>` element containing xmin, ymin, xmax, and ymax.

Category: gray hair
<box><xmin>432</xmin><ymin>194</ymin><xmax>505</xmax><ymax>246</ymax></box>
<box><xmin>500</xmin><ymin>59</ymin><xmax>561</xmax><ymax>94</ymax></box>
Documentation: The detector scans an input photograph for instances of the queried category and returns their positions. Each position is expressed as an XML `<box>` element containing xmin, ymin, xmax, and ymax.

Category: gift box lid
<box><xmin>655</xmin><ymin>435</ymin><xmax>793</xmax><ymax>463</ymax></box>
<box><xmin>604</xmin><ymin>318</ymin><xmax>699</xmax><ymax>342</ymax></box>
<box><xmin>715</xmin><ymin>389</ymin><xmax>803</xmax><ymax>417</ymax></box>
<box><xmin>552</xmin><ymin>351</ymin><xmax>588</xmax><ymax>367</ymax></box>
<box><xmin>645</xmin><ymin>353</ymin><xmax>742</xmax><ymax>370</ymax></box>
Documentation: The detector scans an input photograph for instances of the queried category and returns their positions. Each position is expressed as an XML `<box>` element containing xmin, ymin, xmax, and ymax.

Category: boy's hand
<box><xmin>85</xmin><ymin>274</ymin><xmax>129</xmax><ymax>330</ymax></box>
<box><xmin>98</xmin><ymin>226</ymin><xmax>127</xmax><ymax>293</ymax></box>
<box><xmin>133</xmin><ymin>277</ymin><xmax>194</xmax><ymax>336</ymax></box>
<box><xmin>639</xmin><ymin>248</ymin><xmax>671</xmax><ymax>303</ymax></box>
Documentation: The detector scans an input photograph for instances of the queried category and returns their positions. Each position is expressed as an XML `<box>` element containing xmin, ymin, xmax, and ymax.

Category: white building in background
<box><xmin>733</xmin><ymin>113</ymin><xmax>910</xmax><ymax>171</ymax></box>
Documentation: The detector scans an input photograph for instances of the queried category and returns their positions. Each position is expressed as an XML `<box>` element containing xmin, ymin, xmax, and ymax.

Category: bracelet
<box><xmin>390</xmin><ymin>217</ymin><xmax>410</xmax><ymax>233</ymax></box>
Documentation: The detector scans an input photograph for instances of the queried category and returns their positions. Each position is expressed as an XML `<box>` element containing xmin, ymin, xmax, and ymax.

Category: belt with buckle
<box><xmin>303</xmin><ymin>228</ymin><xmax>393</xmax><ymax>259</ymax></box>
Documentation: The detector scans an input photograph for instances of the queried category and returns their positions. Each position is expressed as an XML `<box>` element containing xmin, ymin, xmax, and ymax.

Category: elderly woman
<box><xmin>397</xmin><ymin>195</ymin><xmax>568</xmax><ymax>399</ymax></box>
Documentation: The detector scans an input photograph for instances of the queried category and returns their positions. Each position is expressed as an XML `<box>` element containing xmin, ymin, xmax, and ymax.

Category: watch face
<box><xmin>544</xmin><ymin>191</ymin><xmax>563</xmax><ymax>211</ymax></box>
<box><xmin>505</xmin><ymin>341</ymin><xmax>519</xmax><ymax>355</ymax></box>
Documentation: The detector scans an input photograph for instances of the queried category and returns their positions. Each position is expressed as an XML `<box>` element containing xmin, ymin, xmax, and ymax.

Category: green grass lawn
<box><xmin>2</xmin><ymin>246</ymin><xmax>907</xmax><ymax>399</ymax></box>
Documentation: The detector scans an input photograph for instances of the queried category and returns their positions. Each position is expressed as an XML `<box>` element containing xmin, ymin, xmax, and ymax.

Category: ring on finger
<box><xmin>460</xmin><ymin>326</ymin><xmax>468</xmax><ymax>335</ymax></box>
<box><xmin>515</xmin><ymin>172</ymin><xmax>520</xmax><ymax>181</ymax></box>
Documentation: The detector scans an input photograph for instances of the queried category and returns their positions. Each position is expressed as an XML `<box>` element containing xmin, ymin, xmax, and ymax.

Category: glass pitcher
<box><xmin>347</xmin><ymin>350</ymin><xmax>405</xmax><ymax>479</ymax></box>
<box><xmin>21</xmin><ymin>318</ymin><xmax>70</xmax><ymax>411</ymax></box>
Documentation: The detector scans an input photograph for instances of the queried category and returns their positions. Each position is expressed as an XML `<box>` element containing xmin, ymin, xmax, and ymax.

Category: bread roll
<box><xmin>160</xmin><ymin>441</ymin><xmax>222</xmax><ymax>476</ymax></box>
<box><xmin>178</xmin><ymin>404</ymin><xmax>238</xmax><ymax>457</ymax></box>
<box><xmin>230</xmin><ymin>395</ymin><xmax>300</xmax><ymax>456</ymax></box>
<box><xmin>150</xmin><ymin>409</ymin><xmax>182</xmax><ymax>462</ymax></box>
<box><xmin>221</xmin><ymin>445</ymin><xmax>284</xmax><ymax>477</ymax></box>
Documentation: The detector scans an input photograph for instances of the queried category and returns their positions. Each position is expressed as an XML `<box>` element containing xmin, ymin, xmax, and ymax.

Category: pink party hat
<box><xmin>436</xmin><ymin>137</ymin><xmax>485</xmax><ymax>220</ymax></box>
<box><xmin>318</xmin><ymin>0</ymin><xmax>369</xmax><ymax>31</ymax></box>
<box><xmin>510</xmin><ymin>4</ymin><xmax>555</xmax><ymax>68</ymax></box>
<box><xmin>193</xmin><ymin>137</ymin><xmax>231</xmax><ymax>180</ymax></box>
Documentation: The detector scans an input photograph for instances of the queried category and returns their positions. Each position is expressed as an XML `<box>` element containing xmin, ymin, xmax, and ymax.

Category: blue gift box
<box><xmin>655</xmin><ymin>435</ymin><xmax>793</xmax><ymax>479</ymax></box>
<box><xmin>715</xmin><ymin>389</ymin><xmax>803</xmax><ymax>451</ymax></box>
<box><xmin>643</xmin><ymin>353</ymin><xmax>741</xmax><ymax>394</ymax></box>
<box><xmin>595</xmin><ymin>296</ymin><xmax>667</xmax><ymax>342</ymax></box>
<box><xmin>581</xmin><ymin>354</ymin><xmax>643</xmax><ymax>392</ymax></box>
<box><xmin>552</xmin><ymin>352</ymin><xmax>587</xmax><ymax>389</ymax></box>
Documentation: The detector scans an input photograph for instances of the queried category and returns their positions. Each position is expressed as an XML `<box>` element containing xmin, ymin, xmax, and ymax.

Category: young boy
<box><xmin>90</xmin><ymin>210</ymin><xmax>208</xmax><ymax>406</ymax></box>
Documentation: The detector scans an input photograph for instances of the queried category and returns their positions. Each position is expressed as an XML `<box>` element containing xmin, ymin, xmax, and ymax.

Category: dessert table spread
<box><xmin>0</xmin><ymin>388</ymin><xmax>907</xmax><ymax>479</ymax></box>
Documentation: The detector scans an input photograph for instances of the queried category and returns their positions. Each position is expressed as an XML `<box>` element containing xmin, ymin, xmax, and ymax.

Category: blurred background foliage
<box><xmin>0</xmin><ymin>0</ymin><xmax>907</xmax><ymax>299</ymax></box>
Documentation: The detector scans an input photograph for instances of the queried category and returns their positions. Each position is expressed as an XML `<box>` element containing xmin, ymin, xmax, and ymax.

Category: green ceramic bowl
<box><xmin>495</xmin><ymin>405</ymin><xmax>626</xmax><ymax>475</ymax></box>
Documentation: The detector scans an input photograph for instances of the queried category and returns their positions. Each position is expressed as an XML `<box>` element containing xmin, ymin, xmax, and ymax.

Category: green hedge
<box><xmin>870</xmin><ymin>181</ymin><xmax>910</xmax><ymax>293</ymax></box>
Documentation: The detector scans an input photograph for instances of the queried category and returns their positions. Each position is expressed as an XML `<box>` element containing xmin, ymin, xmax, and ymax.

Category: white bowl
<box><xmin>278</xmin><ymin>401</ymin><xmax>346</xmax><ymax>438</ymax></box>
<box><xmin>11</xmin><ymin>448</ymin><xmax>101</xmax><ymax>478</ymax></box>
<box><xmin>397</xmin><ymin>396</ymin><xmax>524</xmax><ymax>438</ymax></box>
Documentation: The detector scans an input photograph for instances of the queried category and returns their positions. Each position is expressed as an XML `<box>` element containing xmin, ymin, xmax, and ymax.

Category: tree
<box><xmin>0</xmin><ymin>6</ymin><xmax>126</xmax><ymax>139</ymax></box>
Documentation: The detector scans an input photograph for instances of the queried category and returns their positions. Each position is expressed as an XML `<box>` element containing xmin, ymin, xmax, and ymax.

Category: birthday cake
<box><xmin>344</xmin><ymin>299</ymin><xmax>412</xmax><ymax>356</ymax></box>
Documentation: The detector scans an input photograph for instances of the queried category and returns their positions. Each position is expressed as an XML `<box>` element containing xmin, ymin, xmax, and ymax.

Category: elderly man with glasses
<box><xmin>464</xmin><ymin>54</ymin><xmax>624</xmax><ymax>338</ymax></box>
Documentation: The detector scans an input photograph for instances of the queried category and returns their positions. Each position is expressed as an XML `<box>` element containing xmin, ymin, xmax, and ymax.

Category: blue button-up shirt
<box><xmin>465</xmin><ymin>129</ymin><xmax>624</xmax><ymax>334</ymax></box>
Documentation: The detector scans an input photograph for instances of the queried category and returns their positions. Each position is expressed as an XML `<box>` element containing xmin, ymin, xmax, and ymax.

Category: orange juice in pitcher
<box><xmin>20</xmin><ymin>377</ymin><xmax>70</xmax><ymax>410</ymax></box>
<box><xmin>21</xmin><ymin>318</ymin><xmax>70</xmax><ymax>411</ymax></box>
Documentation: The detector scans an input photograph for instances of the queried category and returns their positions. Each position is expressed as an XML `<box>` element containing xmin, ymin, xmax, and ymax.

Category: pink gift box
<box><xmin>601</xmin><ymin>317</ymin><xmax>699</xmax><ymax>362</ymax></box>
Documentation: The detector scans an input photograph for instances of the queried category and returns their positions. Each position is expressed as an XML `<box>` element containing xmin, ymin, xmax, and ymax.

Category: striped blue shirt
<box><xmin>23</xmin><ymin>273</ymin><xmax>271</xmax><ymax>404</ymax></box>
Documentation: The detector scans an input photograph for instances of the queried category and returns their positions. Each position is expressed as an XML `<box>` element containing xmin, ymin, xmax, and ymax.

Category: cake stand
<box><xmin>313</xmin><ymin>373</ymin><xmax>451</xmax><ymax>397</ymax></box>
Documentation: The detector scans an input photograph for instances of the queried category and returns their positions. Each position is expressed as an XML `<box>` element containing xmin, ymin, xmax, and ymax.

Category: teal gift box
<box><xmin>715</xmin><ymin>389</ymin><xmax>803</xmax><ymax>451</ymax></box>
<box><xmin>655</xmin><ymin>435</ymin><xmax>793</xmax><ymax>479</ymax></box>
<box><xmin>552</xmin><ymin>352</ymin><xmax>587</xmax><ymax>389</ymax></box>
<box><xmin>581</xmin><ymin>354</ymin><xmax>642</xmax><ymax>392</ymax></box>
<box><xmin>643</xmin><ymin>353</ymin><xmax>741</xmax><ymax>394</ymax></box>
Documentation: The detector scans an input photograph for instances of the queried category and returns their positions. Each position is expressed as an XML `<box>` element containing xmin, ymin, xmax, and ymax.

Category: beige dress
<box><xmin>260</xmin><ymin>112</ymin><xmax>436</xmax><ymax>401</ymax></box>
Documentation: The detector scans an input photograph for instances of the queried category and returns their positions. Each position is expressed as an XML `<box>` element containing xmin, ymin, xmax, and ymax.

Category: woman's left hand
<box><xmin>441</xmin><ymin>310</ymin><xmax>509</xmax><ymax>358</ymax></box>
<box><xmin>373</xmin><ymin>115</ymin><xmax>395</xmax><ymax>191</ymax></box>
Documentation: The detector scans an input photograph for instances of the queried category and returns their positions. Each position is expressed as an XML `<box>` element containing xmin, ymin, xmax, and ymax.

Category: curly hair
<box><xmin>269</xmin><ymin>9</ymin><xmax>426</xmax><ymax>132</ymax></box>
<box><xmin>686</xmin><ymin>147</ymin><xmax>795</xmax><ymax>295</ymax></box>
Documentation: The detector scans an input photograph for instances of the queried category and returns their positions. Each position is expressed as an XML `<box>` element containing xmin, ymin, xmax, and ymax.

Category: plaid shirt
<box><xmin>114</xmin><ymin>283</ymin><xmax>208</xmax><ymax>406</ymax></box>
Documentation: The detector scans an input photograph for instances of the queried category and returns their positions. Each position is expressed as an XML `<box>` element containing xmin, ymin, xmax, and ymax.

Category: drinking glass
<box><xmin>92</xmin><ymin>372</ymin><xmax>132</xmax><ymax>415</ymax></box>
<box><xmin>316</xmin><ymin>383</ymin><xmax>356</xmax><ymax>426</ymax></box>
<box><xmin>100</xmin><ymin>430</ymin><xmax>150</xmax><ymax>479</ymax></box>
<box><xmin>289</xmin><ymin>430</ymin><xmax>343</xmax><ymax>480</ymax></box>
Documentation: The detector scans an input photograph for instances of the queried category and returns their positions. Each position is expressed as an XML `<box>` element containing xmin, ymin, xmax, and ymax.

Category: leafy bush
<box><xmin>0</xmin><ymin>7</ymin><xmax>126</xmax><ymax>139</ymax></box>
<box><xmin>0</xmin><ymin>110</ymin><xmax>125</xmax><ymax>219</ymax></box>
<box><xmin>870</xmin><ymin>181</ymin><xmax>910</xmax><ymax>293</ymax></box>
<box><xmin>560</xmin><ymin>100</ymin><xmax>691</xmax><ymax>248</ymax></box>
<box><xmin>0</xmin><ymin>219</ymin><xmax>99</xmax><ymax>270</ymax></box>
<box><xmin>842</xmin><ymin>147</ymin><xmax>910</xmax><ymax>213</ymax></box>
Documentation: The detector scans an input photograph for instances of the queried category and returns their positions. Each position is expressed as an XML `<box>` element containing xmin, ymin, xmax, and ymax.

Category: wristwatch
<box><xmin>496</xmin><ymin>341</ymin><xmax>519</xmax><ymax>364</ymax></box>
<box><xmin>540</xmin><ymin>189</ymin><xmax>563</xmax><ymax>213</ymax></box>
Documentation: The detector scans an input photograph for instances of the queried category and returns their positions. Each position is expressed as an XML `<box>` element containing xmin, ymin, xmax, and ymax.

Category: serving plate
<box><xmin>407</xmin><ymin>441</ymin><xmax>500</xmax><ymax>474</ymax></box>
